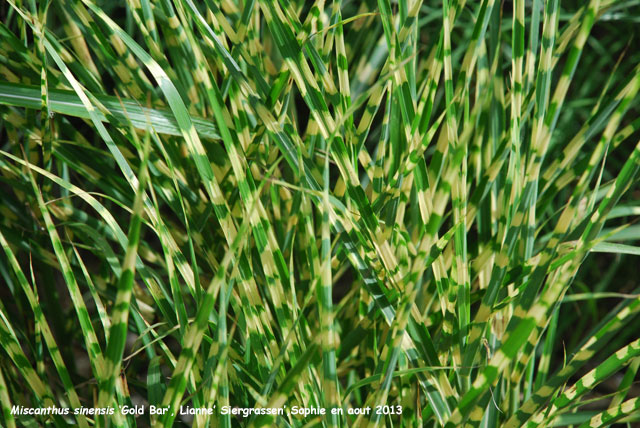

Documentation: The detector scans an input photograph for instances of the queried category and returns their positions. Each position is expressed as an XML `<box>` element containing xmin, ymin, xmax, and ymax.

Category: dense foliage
<box><xmin>1</xmin><ymin>0</ymin><xmax>640</xmax><ymax>427</ymax></box>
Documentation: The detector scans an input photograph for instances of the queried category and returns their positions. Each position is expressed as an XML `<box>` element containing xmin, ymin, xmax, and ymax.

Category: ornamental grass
<box><xmin>1</xmin><ymin>0</ymin><xmax>640</xmax><ymax>427</ymax></box>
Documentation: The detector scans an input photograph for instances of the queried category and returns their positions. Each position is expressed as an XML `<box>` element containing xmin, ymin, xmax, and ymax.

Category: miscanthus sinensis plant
<box><xmin>1</xmin><ymin>0</ymin><xmax>640</xmax><ymax>427</ymax></box>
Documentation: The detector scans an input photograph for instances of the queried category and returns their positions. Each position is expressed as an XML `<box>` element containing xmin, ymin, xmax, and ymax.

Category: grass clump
<box><xmin>1</xmin><ymin>0</ymin><xmax>640</xmax><ymax>427</ymax></box>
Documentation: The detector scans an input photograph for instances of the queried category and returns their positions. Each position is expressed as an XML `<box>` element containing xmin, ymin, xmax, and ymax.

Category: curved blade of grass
<box><xmin>0</xmin><ymin>81</ymin><xmax>220</xmax><ymax>140</ymax></box>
